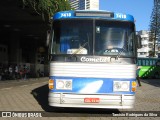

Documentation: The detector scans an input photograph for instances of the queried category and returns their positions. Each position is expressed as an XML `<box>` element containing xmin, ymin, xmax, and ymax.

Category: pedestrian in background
<box><xmin>4</xmin><ymin>67</ymin><xmax>8</xmax><ymax>80</ymax></box>
<box><xmin>20</xmin><ymin>70</ymin><xmax>23</xmax><ymax>79</ymax></box>
<box><xmin>137</xmin><ymin>66</ymin><xmax>142</xmax><ymax>87</ymax></box>
<box><xmin>9</xmin><ymin>65</ymin><xmax>13</xmax><ymax>79</ymax></box>
<box><xmin>23</xmin><ymin>65</ymin><xmax>27</xmax><ymax>80</ymax></box>
<box><xmin>0</xmin><ymin>67</ymin><xmax>2</xmax><ymax>80</ymax></box>
<box><xmin>15</xmin><ymin>65</ymin><xmax>19</xmax><ymax>79</ymax></box>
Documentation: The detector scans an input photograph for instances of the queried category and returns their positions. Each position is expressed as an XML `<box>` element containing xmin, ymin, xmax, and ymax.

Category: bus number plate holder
<box><xmin>84</xmin><ymin>98</ymin><xmax>100</xmax><ymax>103</ymax></box>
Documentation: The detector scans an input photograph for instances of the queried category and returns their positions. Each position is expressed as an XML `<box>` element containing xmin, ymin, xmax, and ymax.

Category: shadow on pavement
<box><xmin>31</xmin><ymin>84</ymin><xmax>53</xmax><ymax>111</ymax></box>
<box><xmin>141</xmin><ymin>79</ymin><xmax>160</xmax><ymax>87</ymax></box>
<box><xmin>31</xmin><ymin>84</ymin><xmax>120</xmax><ymax>116</ymax></box>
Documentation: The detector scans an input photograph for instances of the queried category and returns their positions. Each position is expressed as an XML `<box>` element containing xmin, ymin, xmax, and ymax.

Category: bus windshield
<box><xmin>95</xmin><ymin>20</ymin><xmax>135</xmax><ymax>57</ymax></box>
<box><xmin>51</xmin><ymin>20</ymin><xmax>93</xmax><ymax>54</ymax></box>
<box><xmin>51</xmin><ymin>19</ymin><xmax>135</xmax><ymax>57</ymax></box>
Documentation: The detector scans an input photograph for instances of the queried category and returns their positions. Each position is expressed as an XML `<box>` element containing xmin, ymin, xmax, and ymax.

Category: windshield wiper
<box><xmin>66</xmin><ymin>42</ymin><xmax>88</xmax><ymax>62</ymax></box>
<box><xmin>115</xmin><ymin>48</ymin><xmax>125</xmax><ymax>59</ymax></box>
<box><xmin>70</xmin><ymin>42</ymin><xmax>88</xmax><ymax>57</ymax></box>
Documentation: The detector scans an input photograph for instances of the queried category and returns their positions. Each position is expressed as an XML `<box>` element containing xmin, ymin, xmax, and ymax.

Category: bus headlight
<box><xmin>65</xmin><ymin>81</ymin><xmax>72</xmax><ymax>89</ymax></box>
<box><xmin>57</xmin><ymin>81</ymin><xmax>64</xmax><ymax>89</ymax></box>
<box><xmin>56</xmin><ymin>79</ymin><xmax>72</xmax><ymax>90</ymax></box>
<box><xmin>113</xmin><ymin>81</ymin><xmax>130</xmax><ymax>92</ymax></box>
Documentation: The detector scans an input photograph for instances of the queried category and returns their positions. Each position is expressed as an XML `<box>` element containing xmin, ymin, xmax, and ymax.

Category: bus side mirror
<box><xmin>46</xmin><ymin>30</ymin><xmax>50</xmax><ymax>47</ymax></box>
<box><xmin>136</xmin><ymin>35</ymin><xmax>142</xmax><ymax>49</ymax></box>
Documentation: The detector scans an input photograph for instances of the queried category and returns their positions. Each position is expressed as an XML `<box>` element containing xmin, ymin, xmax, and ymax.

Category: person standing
<box><xmin>9</xmin><ymin>65</ymin><xmax>13</xmax><ymax>79</ymax></box>
<box><xmin>0</xmin><ymin>67</ymin><xmax>2</xmax><ymax>80</ymax></box>
<box><xmin>15</xmin><ymin>65</ymin><xmax>19</xmax><ymax>79</ymax></box>
<box><xmin>137</xmin><ymin>66</ymin><xmax>142</xmax><ymax>86</ymax></box>
<box><xmin>23</xmin><ymin>65</ymin><xmax>27</xmax><ymax>80</ymax></box>
<box><xmin>19</xmin><ymin>69</ymin><xmax>23</xmax><ymax>80</ymax></box>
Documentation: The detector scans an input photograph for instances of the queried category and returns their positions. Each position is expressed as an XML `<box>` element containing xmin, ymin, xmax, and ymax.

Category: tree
<box><xmin>20</xmin><ymin>0</ymin><xmax>71</xmax><ymax>22</ymax></box>
<box><xmin>149</xmin><ymin>0</ymin><xmax>160</xmax><ymax>57</ymax></box>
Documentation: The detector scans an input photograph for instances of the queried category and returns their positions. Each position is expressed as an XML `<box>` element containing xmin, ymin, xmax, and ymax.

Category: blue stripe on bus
<box><xmin>50</xmin><ymin>76</ymin><xmax>136</xmax><ymax>95</ymax></box>
<box><xmin>53</xmin><ymin>10</ymin><xmax>134</xmax><ymax>22</ymax></box>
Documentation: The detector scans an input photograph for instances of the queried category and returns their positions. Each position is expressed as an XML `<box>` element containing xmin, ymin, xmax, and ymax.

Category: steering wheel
<box><xmin>104</xmin><ymin>48</ymin><xmax>125</xmax><ymax>53</ymax></box>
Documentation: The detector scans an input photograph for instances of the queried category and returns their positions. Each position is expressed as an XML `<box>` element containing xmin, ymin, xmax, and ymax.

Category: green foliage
<box><xmin>149</xmin><ymin>0</ymin><xmax>160</xmax><ymax>56</ymax></box>
<box><xmin>22</xmin><ymin>0</ymin><xmax>71</xmax><ymax>21</ymax></box>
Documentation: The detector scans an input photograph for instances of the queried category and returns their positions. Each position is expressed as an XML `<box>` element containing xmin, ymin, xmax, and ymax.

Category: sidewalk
<box><xmin>0</xmin><ymin>77</ymin><xmax>48</xmax><ymax>83</ymax></box>
<box><xmin>0</xmin><ymin>77</ymin><xmax>48</xmax><ymax>90</ymax></box>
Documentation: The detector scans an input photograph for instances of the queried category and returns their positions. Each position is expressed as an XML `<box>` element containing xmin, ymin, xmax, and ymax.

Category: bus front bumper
<box><xmin>48</xmin><ymin>92</ymin><xmax>135</xmax><ymax>109</ymax></box>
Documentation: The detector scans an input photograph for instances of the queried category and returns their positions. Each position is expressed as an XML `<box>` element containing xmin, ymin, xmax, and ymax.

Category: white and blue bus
<box><xmin>48</xmin><ymin>10</ymin><xmax>137</xmax><ymax>109</ymax></box>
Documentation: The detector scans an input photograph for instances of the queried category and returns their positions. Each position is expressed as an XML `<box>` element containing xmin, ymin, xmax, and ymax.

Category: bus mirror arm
<box><xmin>48</xmin><ymin>54</ymin><xmax>52</xmax><ymax>61</ymax></box>
<box><xmin>46</xmin><ymin>30</ymin><xmax>51</xmax><ymax>47</ymax></box>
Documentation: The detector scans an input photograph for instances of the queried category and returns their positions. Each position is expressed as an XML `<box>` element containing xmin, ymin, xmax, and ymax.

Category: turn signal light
<box><xmin>132</xmin><ymin>81</ymin><xmax>137</xmax><ymax>87</ymax></box>
<box><xmin>132</xmin><ymin>81</ymin><xmax>137</xmax><ymax>92</ymax></box>
<box><xmin>132</xmin><ymin>87</ymin><xmax>136</xmax><ymax>92</ymax></box>
<box><xmin>49</xmin><ymin>79</ymin><xmax>54</xmax><ymax>90</ymax></box>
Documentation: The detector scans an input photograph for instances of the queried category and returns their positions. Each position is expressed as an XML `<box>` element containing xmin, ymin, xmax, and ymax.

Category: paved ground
<box><xmin>0</xmin><ymin>77</ymin><xmax>159</xmax><ymax>120</ymax></box>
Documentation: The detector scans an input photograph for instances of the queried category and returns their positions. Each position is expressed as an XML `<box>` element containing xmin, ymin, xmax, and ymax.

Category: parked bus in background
<box><xmin>48</xmin><ymin>10</ymin><xmax>138</xmax><ymax>109</ymax></box>
<box><xmin>137</xmin><ymin>58</ymin><xmax>160</xmax><ymax>79</ymax></box>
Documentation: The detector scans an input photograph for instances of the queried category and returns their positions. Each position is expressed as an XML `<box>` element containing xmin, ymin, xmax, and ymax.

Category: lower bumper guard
<box><xmin>48</xmin><ymin>92</ymin><xmax>135</xmax><ymax>109</ymax></box>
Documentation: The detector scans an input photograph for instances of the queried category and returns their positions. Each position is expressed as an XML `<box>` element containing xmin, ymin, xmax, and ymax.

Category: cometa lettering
<box><xmin>80</xmin><ymin>57</ymin><xmax>107</xmax><ymax>62</ymax></box>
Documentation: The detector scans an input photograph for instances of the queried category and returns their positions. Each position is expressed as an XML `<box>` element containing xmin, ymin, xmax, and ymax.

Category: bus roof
<box><xmin>52</xmin><ymin>10</ymin><xmax>134</xmax><ymax>22</ymax></box>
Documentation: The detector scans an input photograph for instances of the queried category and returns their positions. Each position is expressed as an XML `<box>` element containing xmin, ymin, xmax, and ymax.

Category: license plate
<box><xmin>84</xmin><ymin>98</ymin><xmax>100</xmax><ymax>103</ymax></box>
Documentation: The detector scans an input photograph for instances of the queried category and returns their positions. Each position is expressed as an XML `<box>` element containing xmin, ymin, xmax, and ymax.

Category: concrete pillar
<box><xmin>9</xmin><ymin>31</ymin><xmax>22</xmax><ymax>65</ymax></box>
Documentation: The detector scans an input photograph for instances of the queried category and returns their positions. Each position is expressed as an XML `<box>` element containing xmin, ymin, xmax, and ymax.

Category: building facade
<box><xmin>137</xmin><ymin>30</ymin><xmax>150</xmax><ymax>57</ymax></box>
<box><xmin>68</xmin><ymin>0</ymin><xmax>99</xmax><ymax>10</ymax></box>
<box><xmin>137</xmin><ymin>30</ymin><xmax>159</xmax><ymax>58</ymax></box>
